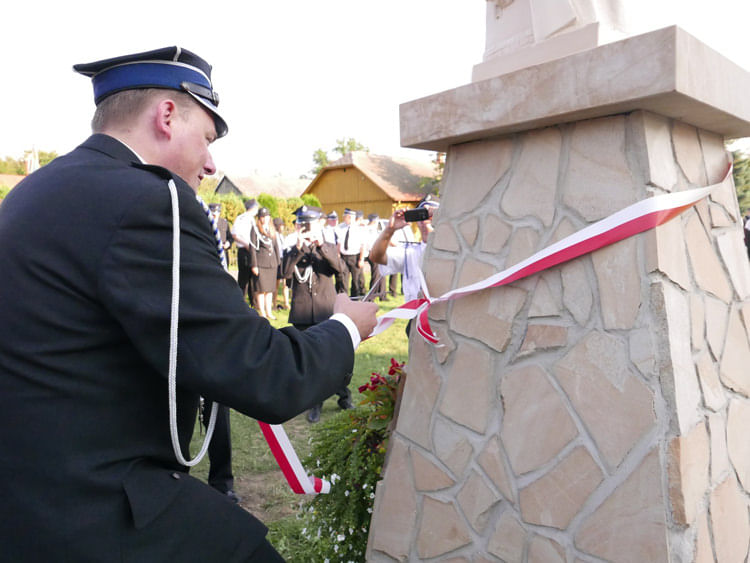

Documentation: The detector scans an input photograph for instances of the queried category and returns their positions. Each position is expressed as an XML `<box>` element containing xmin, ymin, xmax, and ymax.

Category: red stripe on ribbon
<box><xmin>258</xmin><ymin>421</ymin><xmax>307</xmax><ymax>494</ymax></box>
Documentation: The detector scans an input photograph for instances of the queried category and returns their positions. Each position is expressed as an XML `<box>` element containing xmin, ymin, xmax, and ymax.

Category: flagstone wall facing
<box><xmin>366</xmin><ymin>108</ymin><xmax>750</xmax><ymax>561</ymax></box>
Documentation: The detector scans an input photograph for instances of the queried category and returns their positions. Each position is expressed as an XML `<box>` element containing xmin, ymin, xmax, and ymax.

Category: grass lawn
<box><xmin>188</xmin><ymin>283</ymin><xmax>409</xmax><ymax>556</ymax></box>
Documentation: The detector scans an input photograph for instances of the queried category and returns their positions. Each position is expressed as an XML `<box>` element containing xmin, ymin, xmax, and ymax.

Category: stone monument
<box><xmin>367</xmin><ymin>2</ymin><xmax>750</xmax><ymax>561</ymax></box>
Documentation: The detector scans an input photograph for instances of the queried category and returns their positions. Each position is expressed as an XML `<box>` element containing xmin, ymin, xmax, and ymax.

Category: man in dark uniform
<box><xmin>209</xmin><ymin>202</ymin><xmax>233</xmax><ymax>252</ymax></box>
<box><xmin>283</xmin><ymin>206</ymin><xmax>353</xmax><ymax>423</ymax></box>
<box><xmin>0</xmin><ymin>47</ymin><xmax>377</xmax><ymax>562</ymax></box>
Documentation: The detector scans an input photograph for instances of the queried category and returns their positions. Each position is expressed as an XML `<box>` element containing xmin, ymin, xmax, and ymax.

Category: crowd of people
<box><xmin>226</xmin><ymin>200</ymin><xmax>424</xmax><ymax>315</ymax></box>
<box><xmin>216</xmin><ymin>197</ymin><xmax>439</xmax><ymax>422</ymax></box>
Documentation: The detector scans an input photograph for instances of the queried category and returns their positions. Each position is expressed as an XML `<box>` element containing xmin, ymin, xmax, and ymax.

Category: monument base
<box><xmin>368</xmin><ymin>26</ymin><xmax>750</xmax><ymax>563</ymax></box>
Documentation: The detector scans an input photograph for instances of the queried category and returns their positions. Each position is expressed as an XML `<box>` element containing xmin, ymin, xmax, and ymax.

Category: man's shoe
<box><xmin>307</xmin><ymin>405</ymin><xmax>321</xmax><ymax>423</ymax></box>
<box><xmin>338</xmin><ymin>397</ymin><xmax>354</xmax><ymax>410</ymax></box>
<box><xmin>226</xmin><ymin>490</ymin><xmax>241</xmax><ymax>504</ymax></box>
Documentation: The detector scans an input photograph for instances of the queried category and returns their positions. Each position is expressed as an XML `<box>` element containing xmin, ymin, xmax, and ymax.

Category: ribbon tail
<box><xmin>258</xmin><ymin>421</ymin><xmax>330</xmax><ymax>495</ymax></box>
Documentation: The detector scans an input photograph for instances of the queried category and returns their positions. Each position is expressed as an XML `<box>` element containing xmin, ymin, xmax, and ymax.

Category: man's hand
<box><xmin>251</xmin><ymin>266</ymin><xmax>259</xmax><ymax>276</ymax></box>
<box><xmin>333</xmin><ymin>293</ymin><xmax>378</xmax><ymax>340</ymax></box>
<box><xmin>389</xmin><ymin>209</ymin><xmax>408</xmax><ymax>231</ymax></box>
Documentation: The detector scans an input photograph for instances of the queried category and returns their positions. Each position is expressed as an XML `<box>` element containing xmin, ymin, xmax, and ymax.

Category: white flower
<box><xmin>370</xmin><ymin>492</ymin><xmax>375</xmax><ymax>499</ymax></box>
<box><xmin>367</xmin><ymin>507</ymin><xmax>372</xmax><ymax>513</ymax></box>
<box><xmin>334</xmin><ymin>545</ymin><xmax>339</xmax><ymax>553</ymax></box>
<box><xmin>352</xmin><ymin>429</ymin><xmax>357</xmax><ymax>433</ymax></box>
<box><xmin>337</xmin><ymin>533</ymin><xmax>345</xmax><ymax>542</ymax></box>
<box><xmin>344</xmin><ymin>490</ymin><xmax>350</xmax><ymax>496</ymax></box>
<box><xmin>362</xmin><ymin>483</ymin><xmax>367</xmax><ymax>490</ymax></box>
<box><xmin>348</xmin><ymin>527</ymin><xmax>354</xmax><ymax>535</ymax></box>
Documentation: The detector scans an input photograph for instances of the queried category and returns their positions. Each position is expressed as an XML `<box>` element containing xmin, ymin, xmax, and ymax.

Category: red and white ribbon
<box><xmin>264</xmin><ymin>161</ymin><xmax>732</xmax><ymax>495</ymax></box>
<box><xmin>258</xmin><ymin>421</ymin><xmax>331</xmax><ymax>494</ymax></box>
<box><xmin>369</xmin><ymin>162</ymin><xmax>733</xmax><ymax>344</ymax></box>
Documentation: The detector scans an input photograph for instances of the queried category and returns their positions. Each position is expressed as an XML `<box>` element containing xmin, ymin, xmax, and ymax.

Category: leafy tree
<box><xmin>333</xmin><ymin>137</ymin><xmax>368</xmax><ymax>158</ymax></box>
<box><xmin>310</xmin><ymin>138</ymin><xmax>369</xmax><ymax>175</ymax></box>
<box><xmin>0</xmin><ymin>157</ymin><xmax>24</xmax><ymax>175</ymax></box>
<box><xmin>732</xmin><ymin>150</ymin><xmax>750</xmax><ymax>214</ymax></box>
<box><xmin>256</xmin><ymin>193</ymin><xmax>279</xmax><ymax>217</ymax></box>
<box><xmin>38</xmin><ymin>151</ymin><xmax>58</xmax><ymax>167</ymax></box>
<box><xmin>311</xmin><ymin>149</ymin><xmax>329</xmax><ymax>176</ymax></box>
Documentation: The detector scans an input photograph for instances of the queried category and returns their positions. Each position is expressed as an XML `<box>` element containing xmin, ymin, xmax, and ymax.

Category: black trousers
<box><xmin>236</xmin><ymin>248</ymin><xmax>252</xmax><ymax>297</ymax></box>
<box><xmin>201</xmin><ymin>402</ymin><xmax>234</xmax><ymax>494</ymax></box>
<box><xmin>341</xmin><ymin>254</ymin><xmax>363</xmax><ymax>297</ymax></box>
<box><xmin>366</xmin><ymin>257</ymin><xmax>385</xmax><ymax>299</ymax></box>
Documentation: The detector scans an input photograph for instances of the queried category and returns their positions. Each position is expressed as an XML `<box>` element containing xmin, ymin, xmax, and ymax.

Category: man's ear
<box><xmin>154</xmin><ymin>99</ymin><xmax>178</xmax><ymax>140</ymax></box>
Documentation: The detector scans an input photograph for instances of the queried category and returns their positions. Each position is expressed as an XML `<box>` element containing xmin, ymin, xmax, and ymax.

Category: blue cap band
<box><xmin>92</xmin><ymin>62</ymin><xmax>211</xmax><ymax>103</ymax></box>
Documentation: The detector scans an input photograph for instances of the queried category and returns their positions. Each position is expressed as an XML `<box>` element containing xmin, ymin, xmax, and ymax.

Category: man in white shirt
<box><xmin>231</xmin><ymin>199</ymin><xmax>258</xmax><ymax>297</ymax></box>
<box><xmin>369</xmin><ymin>195</ymin><xmax>440</xmax><ymax>303</ymax></box>
<box><xmin>337</xmin><ymin>208</ymin><xmax>366</xmax><ymax>297</ymax></box>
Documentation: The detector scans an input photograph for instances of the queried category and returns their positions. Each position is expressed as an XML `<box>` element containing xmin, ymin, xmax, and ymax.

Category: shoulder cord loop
<box><xmin>166</xmin><ymin>180</ymin><xmax>218</xmax><ymax>467</ymax></box>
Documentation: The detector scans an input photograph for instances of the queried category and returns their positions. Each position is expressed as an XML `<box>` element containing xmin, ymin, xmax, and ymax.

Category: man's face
<box><xmin>162</xmin><ymin>102</ymin><xmax>217</xmax><ymax>190</ymax></box>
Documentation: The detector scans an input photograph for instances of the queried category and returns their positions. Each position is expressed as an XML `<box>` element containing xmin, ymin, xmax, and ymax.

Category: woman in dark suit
<box><xmin>249</xmin><ymin>207</ymin><xmax>280</xmax><ymax>319</ymax></box>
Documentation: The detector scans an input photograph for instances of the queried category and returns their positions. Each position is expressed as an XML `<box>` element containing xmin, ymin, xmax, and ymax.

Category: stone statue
<box><xmin>478</xmin><ymin>0</ymin><xmax>678</xmax><ymax>79</ymax></box>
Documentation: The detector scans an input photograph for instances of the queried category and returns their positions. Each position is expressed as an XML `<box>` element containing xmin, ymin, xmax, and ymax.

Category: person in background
<box><xmin>272</xmin><ymin>216</ymin><xmax>291</xmax><ymax>311</ymax></box>
<box><xmin>323</xmin><ymin>211</ymin><xmax>346</xmax><ymax>294</ymax></box>
<box><xmin>284</xmin><ymin>206</ymin><xmax>352</xmax><ymax>423</ymax></box>
<box><xmin>209</xmin><ymin>202</ymin><xmax>233</xmax><ymax>254</ymax></box>
<box><xmin>249</xmin><ymin>207</ymin><xmax>280</xmax><ymax>319</ymax></box>
<box><xmin>364</xmin><ymin>213</ymin><xmax>386</xmax><ymax>301</ymax></box>
<box><xmin>337</xmin><ymin>208</ymin><xmax>366</xmax><ymax>297</ymax></box>
<box><xmin>369</xmin><ymin>195</ymin><xmax>440</xmax><ymax>304</ymax></box>
<box><xmin>0</xmin><ymin>45</ymin><xmax>377</xmax><ymax>562</ymax></box>
<box><xmin>231</xmin><ymin>198</ymin><xmax>258</xmax><ymax>298</ymax></box>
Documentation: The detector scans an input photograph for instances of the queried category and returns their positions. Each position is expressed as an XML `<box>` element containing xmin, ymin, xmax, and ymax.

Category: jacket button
<box><xmin>171</xmin><ymin>472</ymin><xmax>181</xmax><ymax>480</ymax></box>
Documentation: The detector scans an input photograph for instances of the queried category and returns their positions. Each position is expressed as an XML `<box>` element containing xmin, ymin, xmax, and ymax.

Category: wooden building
<box><xmin>302</xmin><ymin>152</ymin><xmax>439</xmax><ymax>219</ymax></box>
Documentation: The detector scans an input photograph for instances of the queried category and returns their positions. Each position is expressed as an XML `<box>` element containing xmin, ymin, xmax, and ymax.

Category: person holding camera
<box><xmin>369</xmin><ymin>195</ymin><xmax>440</xmax><ymax>303</ymax></box>
<box><xmin>284</xmin><ymin>206</ymin><xmax>353</xmax><ymax>422</ymax></box>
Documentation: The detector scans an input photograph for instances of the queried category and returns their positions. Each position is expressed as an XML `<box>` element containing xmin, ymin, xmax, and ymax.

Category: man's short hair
<box><xmin>91</xmin><ymin>88</ymin><xmax>196</xmax><ymax>133</ymax></box>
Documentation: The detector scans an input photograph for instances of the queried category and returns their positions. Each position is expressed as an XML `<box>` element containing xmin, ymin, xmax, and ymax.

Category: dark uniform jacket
<box><xmin>249</xmin><ymin>226</ymin><xmax>279</xmax><ymax>270</ymax></box>
<box><xmin>0</xmin><ymin>134</ymin><xmax>354</xmax><ymax>562</ymax></box>
<box><xmin>283</xmin><ymin>241</ymin><xmax>344</xmax><ymax>326</ymax></box>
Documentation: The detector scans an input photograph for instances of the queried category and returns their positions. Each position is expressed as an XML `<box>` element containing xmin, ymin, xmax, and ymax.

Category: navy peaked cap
<box><xmin>343</xmin><ymin>208</ymin><xmax>356</xmax><ymax>216</ymax></box>
<box><xmin>73</xmin><ymin>46</ymin><xmax>228</xmax><ymax>138</ymax></box>
<box><xmin>293</xmin><ymin>205</ymin><xmax>322</xmax><ymax>222</ymax></box>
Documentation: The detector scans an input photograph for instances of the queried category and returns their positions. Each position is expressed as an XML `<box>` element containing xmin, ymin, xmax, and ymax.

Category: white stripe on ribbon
<box><xmin>258</xmin><ymin>421</ymin><xmax>330</xmax><ymax>494</ymax></box>
<box><xmin>369</xmin><ymin>161</ymin><xmax>733</xmax><ymax>343</ymax></box>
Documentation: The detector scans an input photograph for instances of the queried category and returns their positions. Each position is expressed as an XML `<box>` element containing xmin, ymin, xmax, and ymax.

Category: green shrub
<box><xmin>295</xmin><ymin>359</ymin><xmax>405</xmax><ymax>562</ymax></box>
<box><xmin>257</xmin><ymin>193</ymin><xmax>279</xmax><ymax>217</ymax></box>
<box><xmin>301</xmin><ymin>193</ymin><xmax>321</xmax><ymax>208</ymax></box>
